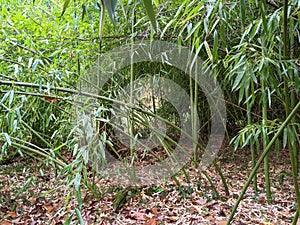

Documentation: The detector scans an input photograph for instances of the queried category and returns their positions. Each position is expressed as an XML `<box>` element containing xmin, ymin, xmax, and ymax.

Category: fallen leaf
<box><xmin>6</xmin><ymin>212</ymin><xmax>16</xmax><ymax>218</ymax></box>
<box><xmin>166</xmin><ymin>216</ymin><xmax>179</xmax><ymax>222</ymax></box>
<box><xmin>45</xmin><ymin>95</ymin><xmax>59</xmax><ymax>103</ymax></box>
<box><xmin>132</xmin><ymin>211</ymin><xmax>148</xmax><ymax>221</ymax></box>
<box><xmin>218</xmin><ymin>220</ymin><xmax>227</xmax><ymax>225</ymax></box>
<box><xmin>0</xmin><ymin>220</ymin><xmax>12</xmax><ymax>225</ymax></box>
<box><xmin>145</xmin><ymin>217</ymin><xmax>157</xmax><ymax>225</ymax></box>
<box><xmin>206</xmin><ymin>216</ymin><xmax>215</xmax><ymax>222</ymax></box>
<box><xmin>149</xmin><ymin>207</ymin><xmax>159</xmax><ymax>215</ymax></box>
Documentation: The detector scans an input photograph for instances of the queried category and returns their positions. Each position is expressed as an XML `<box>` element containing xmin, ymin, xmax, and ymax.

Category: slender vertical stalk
<box><xmin>282</xmin><ymin>0</ymin><xmax>300</xmax><ymax>223</ymax></box>
<box><xmin>189</xmin><ymin>41</ymin><xmax>199</xmax><ymax>166</ymax></box>
<box><xmin>241</xmin><ymin>0</ymin><xmax>258</xmax><ymax>195</ymax></box>
<box><xmin>246</xmin><ymin>80</ymin><xmax>258</xmax><ymax>194</ymax></box>
<box><xmin>99</xmin><ymin>0</ymin><xmax>105</xmax><ymax>51</ymax></box>
<box><xmin>289</xmin><ymin>19</ymin><xmax>298</xmax><ymax>173</ymax></box>
<box><xmin>259</xmin><ymin>0</ymin><xmax>272</xmax><ymax>202</ymax></box>
<box><xmin>227</xmin><ymin>100</ymin><xmax>300</xmax><ymax>224</ymax></box>
<box><xmin>262</xmin><ymin>65</ymin><xmax>272</xmax><ymax>202</ymax></box>
<box><xmin>129</xmin><ymin>6</ymin><xmax>137</xmax><ymax>182</ymax></box>
<box><xmin>192</xmin><ymin>59</ymin><xmax>198</xmax><ymax>165</ymax></box>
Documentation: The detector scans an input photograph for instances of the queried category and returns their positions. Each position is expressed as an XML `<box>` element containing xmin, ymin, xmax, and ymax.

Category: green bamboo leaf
<box><xmin>104</xmin><ymin>0</ymin><xmax>118</xmax><ymax>25</ymax></box>
<box><xmin>39</xmin><ymin>188</ymin><xmax>57</xmax><ymax>197</ymax></box>
<box><xmin>233</xmin><ymin>136</ymin><xmax>240</xmax><ymax>150</ymax></box>
<box><xmin>16</xmin><ymin>177</ymin><xmax>33</xmax><ymax>197</ymax></box>
<box><xmin>240</xmin><ymin>0</ymin><xmax>246</xmax><ymax>24</ymax></box>
<box><xmin>64</xmin><ymin>213</ymin><xmax>74</xmax><ymax>225</ymax></box>
<box><xmin>28</xmin><ymin>57</ymin><xmax>33</xmax><ymax>68</ymax></box>
<box><xmin>232</xmin><ymin>71</ymin><xmax>244</xmax><ymax>90</ymax></box>
<box><xmin>267</xmin><ymin>88</ymin><xmax>271</xmax><ymax>107</ymax></box>
<box><xmin>153</xmin><ymin>0</ymin><xmax>159</xmax><ymax>7</ymax></box>
<box><xmin>213</xmin><ymin>30</ymin><xmax>218</xmax><ymax>63</ymax></box>
<box><xmin>4</xmin><ymin>133</ymin><xmax>11</xmax><ymax>146</ymax></box>
<box><xmin>180</xmin><ymin>3</ymin><xmax>204</xmax><ymax>24</ymax></box>
<box><xmin>9</xmin><ymin>111</ymin><xmax>15</xmax><ymax>132</ymax></box>
<box><xmin>113</xmin><ymin>189</ymin><xmax>127</xmax><ymax>211</ymax></box>
<box><xmin>81</xmin><ymin>4</ymin><xmax>86</xmax><ymax>21</ymax></box>
<box><xmin>9</xmin><ymin>89</ymin><xmax>14</xmax><ymax>106</ymax></box>
<box><xmin>283</xmin><ymin>127</ymin><xmax>287</xmax><ymax>148</ymax></box>
<box><xmin>74</xmin><ymin>173</ymin><xmax>81</xmax><ymax>191</ymax></box>
<box><xmin>249</xmin><ymin>19</ymin><xmax>262</xmax><ymax>40</ymax></box>
<box><xmin>259</xmin><ymin>1</ymin><xmax>268</xmax><ymax>31</ymax></box>
<box><xmin>203</xmin><ymin>41</ymin><xmax>213</xmax><ymax>61</ymax></box>
<box><xmin>76</xmin><ymin>189</ymin><xmax>82</xmax><ymax>210</ymax></box>
<box><xmin>143</xmin><ymin>0</ymin><xmax>157</xmax><ymax>31</ymax></box>
<box><xmin>64</xmin><ymin>192</ymin><xmax>71</xmax><ymax>210</ymax></box>
<box><xmin>242</xmin><ymin>132</ymin><xmax>252</xmax><ymax>148</ymax></box>
<box><xmin>0</xmin><ymin>92</ymin><xmax>10</xmax><ymax>104</ymax></box>
<box><xmin>60</xmin><ymin>0</ymin><xmax>71</xmax><ymax>17</ymax></box>
<box><xmin>75</xmin><ymin>208</ymin><xmax>85</xmax><ymax>225</ymax></box>
<box><xmin>238</xmin><ymin>85</ymin><xmax>245</xmax><ymax>103</ymax></box>
<box><xmin>161</xmin><ymin>19</ymin><xmax>174</xmax><ymax>38</ymax></box>
<box><xmin>288</xmin><ymin>126</ymin><xmax>296</xmax><ymax>148</ymax></box>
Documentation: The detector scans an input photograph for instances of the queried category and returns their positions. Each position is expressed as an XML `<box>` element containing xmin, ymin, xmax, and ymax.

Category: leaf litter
<box><xmin>0</xmin><ymin>145</ymin><xmax>297</xmax><ymax>225</ymax></box>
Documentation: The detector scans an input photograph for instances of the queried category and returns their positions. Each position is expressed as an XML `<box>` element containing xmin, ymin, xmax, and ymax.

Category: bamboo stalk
<box><xmin>282</xmin><ymin>0</ymin><xmax>300</xmax><ymax>223</ymax></box>
<box><xmin>246</xmin><ymin>81</ymin><xmax>258</xmax><ymax>194</ymax></box>
<box><xmin>226</xmin><ymin>100</ymin><xmax>300</xmax><ymax>224</ymax></box>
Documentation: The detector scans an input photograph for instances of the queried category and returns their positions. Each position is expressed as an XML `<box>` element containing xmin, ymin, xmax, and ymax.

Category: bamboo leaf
<box><xmin>213</xmin><ymin>30</ymin><xmax>219</xmax><ymax>63</ymax></box>
<box><xmin>75</xmin><ymin>208</ymin><xmax>85</xmax><ymax>225</ymax></box>
<box><xmin>4</xmin><ymin>133</ymin><xmax>11</xmax><ymax>146</ymax></box>
<box><xmin>64</xmin><ymin>212</ymin><xmax>74</xmax><ymax>225</ymax></box>
<box><xmin>16</xmin><ymin>177</ymin><xmax>33</xmax><ymax>197</ymax></box>
<box><xmin>74</xmin><ymin>173</ymin><xmax>81</xmax><ymax>191</ymax></box>
<box><xmin>232</xmin><ymin>71</ymin><xmax>244</xmax><ymax>90</ymax></box>
<box><xmin>104</xmin><ymin>0</ymin><xmax>118</xmax><ymax>25</ymax></box>
<box><xmin>76</xmin><ymin>189</ymin><xmax>82</xmax><ymax>210</ymax></box>
<box><xmin>153</xmin><ymin>0</ymin><xmax>159</xmax><ymax>7</ymax></box>
<box><xmin>64</xmin><ymin>192</ymin><xmax>71</xmax><ymax>210</ymax></box>
<box><xmin>81</xmin><ymin>4</ymin><xmax>86</xmax><ymax>21</ymax></box>
<box><xmin>204</xmin><ymin>41</ymin><xmax>213</xmax><ymax>61</ymax></box>
<box><xmin>240</xmin><ymin>0</ymin><xmax>246</xmax><ymax>24</ymax></box>
<box><xmin>60</xmin><ymin>0</ymin><xmax>71</xmax><ymax>17</ymax></box>
<box><xmin>9</xmin><ymin>89</ymin><xmax>14</xmax><ymax>106</ymax></box>
<box><xmin>113</xmin><ymin>189</ymin><xmax>127</xmax><ymax>211</ymax></box>
<box><xmin>143</xmin><ymin>0</ymin><xmax>157</xmax><ymax>31</ymax></box>
<box><xmin>283</xmin><ymin>127</ymin><xmax>287</xmax><ymax>148</ymax></box>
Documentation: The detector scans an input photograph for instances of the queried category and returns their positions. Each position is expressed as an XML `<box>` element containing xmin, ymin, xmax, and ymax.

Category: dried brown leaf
<box><xmin>0</xmin><ymin>220</ymin><xmax>12</xmax><ymax>225</ymax></box>
<box><xmin>218</xmin><ymin>220</ymin><xmax>227</xmax><ymax>225</ymax></box>
<box><xmin>144</xmin><ymin>217</ymin><xmax>157</xmax><ymax>225</ymax></box>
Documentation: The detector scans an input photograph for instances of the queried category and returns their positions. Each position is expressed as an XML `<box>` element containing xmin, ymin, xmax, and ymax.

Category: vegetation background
<box><xmin>0</xmin><ymin>0</ymin><xmax>299</xmax><ymax>224</ymax></box>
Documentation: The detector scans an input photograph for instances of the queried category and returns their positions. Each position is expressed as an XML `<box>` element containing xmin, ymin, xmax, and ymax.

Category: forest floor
<box><xmin>0</xmin><ymin>143</ymin><xmax>298</xmax><ymax>225</ymax></box>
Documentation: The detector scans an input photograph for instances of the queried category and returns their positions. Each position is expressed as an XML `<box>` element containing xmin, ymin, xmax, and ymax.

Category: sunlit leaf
<box><xmin>240</xmin><ymin>0</ymin><xmax>246</xmax><ymax>24</ymax></box>
<box><xmin>4</xmin><ymin>133</ymin><xmax>11</xmax><ymax>146</ymax></box>
<box><xmin>204</xmin><ymin>41</ymin><xmax>213</xmax><ymax>61</ymax></box>
<box><xmin>75</xmin><ymin>208</ymin><xmax>85</xmax><ymax>225</ymax></box>
<box><xmin>60</xmin><ymin>0</ymin><xmax>71</xmax><ymax>17</ymax></box>
<box><xmin>213</xmin><ymin>30</ymin><xmax>218</xmax><ymax>63</ymax></box>
<box><xmin>104</xmin><ymin>0</ymin><xmax>118</xmax><ymax>25</ymax></box>
<box><xmin>143</xmin><ymin>0</ymin><xmax>157</xmax><ymax>31</ymax></box>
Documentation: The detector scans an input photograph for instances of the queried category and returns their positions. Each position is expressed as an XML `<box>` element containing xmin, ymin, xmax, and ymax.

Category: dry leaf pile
<box><xmin>0</xmin><ymin>147</ymin><xmax>297</xmax><ymax>224</ymax></box>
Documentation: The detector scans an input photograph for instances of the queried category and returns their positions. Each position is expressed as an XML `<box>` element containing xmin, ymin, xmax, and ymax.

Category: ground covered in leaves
<box><xmin>0</xmin><ymin>145</ymin><xmax>298</xmax><ymax>225</ymax></box>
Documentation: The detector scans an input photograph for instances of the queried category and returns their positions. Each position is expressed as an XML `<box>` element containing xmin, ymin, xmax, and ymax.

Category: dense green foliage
<box><xmin>0</xmin><ymin>0</ymin><xmax>300</xmax><ymax>224</ymax></box>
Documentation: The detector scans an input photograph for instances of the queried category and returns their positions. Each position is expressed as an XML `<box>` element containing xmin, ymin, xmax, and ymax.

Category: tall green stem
<box><xmin>259</xmin><ymin>0</ymin><xmax>272</xmax><ymax>202</ymax></box>
<box><xmin>246</xmin><ymin>81</ymin><xmax>258</xmax><ymax>194</ymax></box>
<box><xmin>282</xmin><ymin>0</ymin><xmax>300</xmax><ymax>223</ymax></box>
<box><xmin>262</xmin><ymin>65</ymin><xmax>272</xmax><ymax>202</ymax></box>
<box><xmin>226</xmin><ymin>100</ymin><xmax>300</xmax><ymax>224</ymax></box>
<box><xmin>129</xmin><ymin>7</ymin><xmax>137</xmax><ymax>182</ymax></box>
